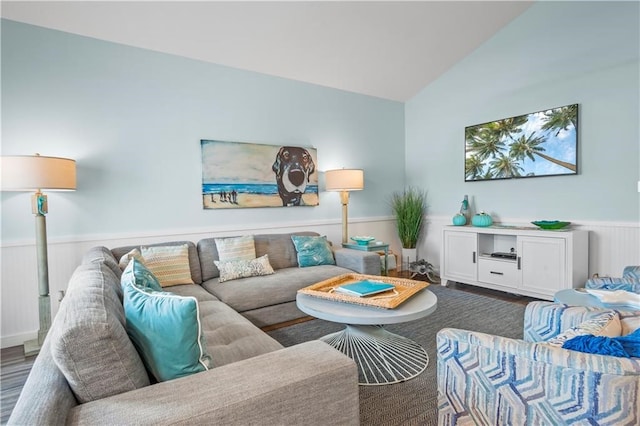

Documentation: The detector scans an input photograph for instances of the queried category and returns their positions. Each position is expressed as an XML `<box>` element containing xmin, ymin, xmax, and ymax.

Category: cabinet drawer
<box><xmin>478</xmin><ymin>258</ymin><xmax>519</xmax><ymax>286</ymax></box>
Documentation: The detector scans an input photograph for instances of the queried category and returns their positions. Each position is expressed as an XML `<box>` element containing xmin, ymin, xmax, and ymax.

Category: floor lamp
<box><xmin>1</xmin><ymin>154</ymin><xmax>76</xmax><ymax>355</ymax></box>
<box><xmin>325</xmin><ymin>169</ymin><xmax>364</xmax><ymax>244</ymax></box>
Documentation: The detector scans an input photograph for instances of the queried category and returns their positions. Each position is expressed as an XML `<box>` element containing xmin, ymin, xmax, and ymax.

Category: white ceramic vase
<box><xmin>401</xmin><ymin>248</ymin><xmax>417</xmax><ymax>271</ymax></box>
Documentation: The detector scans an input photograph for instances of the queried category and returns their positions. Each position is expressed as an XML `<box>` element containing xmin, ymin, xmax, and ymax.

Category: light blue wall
<box><xmin>3</xmin><ymin>1</ymin><xmax>638</xmax><ymax>244</ymax></box>
<box><xmin>1</xmin><ymin>20</ymin><xmax>405</xmax><ymax>241</ymax></box>
<box><xmin>406</xmin><ymin>1</ymin><xmax>639</xmax><ymax>222</ymax></box>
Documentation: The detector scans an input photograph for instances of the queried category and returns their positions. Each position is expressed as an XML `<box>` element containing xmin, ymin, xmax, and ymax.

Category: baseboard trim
<box><xmin>1</xmin><ymin>332</ymin><xmax>36</xmax><ymax>350</ymax></box>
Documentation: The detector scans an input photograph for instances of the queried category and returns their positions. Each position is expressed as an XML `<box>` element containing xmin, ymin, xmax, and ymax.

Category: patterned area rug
<box><xmin>268</xmin><ymin>284</ymin><xmax>527</xmax><ymax>425</ymax></box>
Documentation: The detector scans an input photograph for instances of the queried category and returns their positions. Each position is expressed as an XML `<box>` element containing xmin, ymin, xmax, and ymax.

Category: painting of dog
<box><xmin>201</xmin><ymin>140</ymin><xmax>318</xmax><ymax>209</ymax></box>
<box><xmin>272</xmin><ymin>146</ymin><xmax>316</xmax><ymax>206</ymax></box>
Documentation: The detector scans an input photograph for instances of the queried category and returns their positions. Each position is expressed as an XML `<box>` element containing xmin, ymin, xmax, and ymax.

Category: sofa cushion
<box><xmin>198</xmin><ymin>232</ymin><xmax>319</xmax><ymax>281</ymax></box>
<box><xmin>202</xmin><ymin>265</ymin><xmax>353</xmax><ymax>313</ymax></box>
<box><xmin>166</xmin><ymin>283</ymin><xmax>221</xmax><ymax>302</ymax></box>
<box><xmin>291</xmin><ymin>235</ymin><xmax>335</xmax><ymax>267</ymax></box>
<box><xmin>215</xmin><ymin>235</ymin><xmax>256</xmax><ymax>262</ymax></box>
<box><xmin>82</xmin><ymin>246</ymin><xmax>122</xmax><ymax>279</ymax></box>
<box><xmin>122</xmin><ymin>260</ymin><xmax>212</xmax><ymax>382</ymax></box>
<box><xmin>50</xmin><ymin>262</ymin><xmax>150</xmax><ymax>403</ymax></box>
<box><xmin>214</xmin><ymin>254</ymin><xmax>275</xmax><ymax>283</ymax></box>
<box><xmin>111</xmin><ymin>241</ymin><xmax>202</xmax><ymax>284</ymax></box>
<box><xmin>255</xmin><ymin>232</ymin><xmax>319</xmax><ymax>270</ymax></box>
<box><xmin>198</xmin><ymin>300</ymin><xmax>283</xmax><ymax>366</ymax></box>
<box><xmin>140</xmin><ymin>244</ymin><xmax>195</xmax><ymax>287</ymax></box>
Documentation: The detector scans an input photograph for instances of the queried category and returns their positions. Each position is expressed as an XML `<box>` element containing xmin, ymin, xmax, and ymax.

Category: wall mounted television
<box><xmin>465</xmin><ymin>104</ymin><xmax>578</xmax><ymax>182</ymax></box>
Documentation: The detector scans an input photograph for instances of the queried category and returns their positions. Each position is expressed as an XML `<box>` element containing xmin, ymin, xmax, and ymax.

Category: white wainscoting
<box><xmin>0</xmin><ymin>217</ymin><xmax>399</xmax><ymax>348</ymax></box>
<box><xmin>2</xmin><ymin>216</ymin><xmax>638</xmax><ymax>348</ymax></box>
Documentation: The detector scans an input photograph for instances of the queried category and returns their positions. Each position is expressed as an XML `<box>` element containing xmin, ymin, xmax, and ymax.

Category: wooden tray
<box><xmin>298</xmin><ymin>273</ymin><xmax>428</xmax><ymax>309</ymax></box>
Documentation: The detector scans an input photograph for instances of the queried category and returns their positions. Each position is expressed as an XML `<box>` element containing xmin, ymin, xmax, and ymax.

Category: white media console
<box><xmin>440</xmin><ymin>225</ymin><xmax>589</xmax><ymax>300</ymax></box>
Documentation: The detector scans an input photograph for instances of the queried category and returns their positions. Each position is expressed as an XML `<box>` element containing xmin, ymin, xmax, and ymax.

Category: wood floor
<box><xmin>1</xmin><ymin>346</ymin><xmax>36</xmax><ymax>424</ymax></box>
<box><xmin>0</xmin><ymin>280</ymin><xmax>539</xmax><ymax>424</ymax></box>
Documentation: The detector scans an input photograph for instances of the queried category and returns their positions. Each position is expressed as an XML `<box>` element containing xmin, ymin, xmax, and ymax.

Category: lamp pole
<box><xmin>1</xmin><ymin>154</ymin><xmax>76</xmax><ymax>356</ymax></box>
<box><xmin>32</xmin><ymin>192</ymin><xmax>52</xmax><ymax>350</ymax></box>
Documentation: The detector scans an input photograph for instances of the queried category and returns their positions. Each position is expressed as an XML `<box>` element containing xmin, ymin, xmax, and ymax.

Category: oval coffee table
<box><xmin>296</xmin><ymin>289</ymin><xmax>437</xmax><ymax>385</ymax></box>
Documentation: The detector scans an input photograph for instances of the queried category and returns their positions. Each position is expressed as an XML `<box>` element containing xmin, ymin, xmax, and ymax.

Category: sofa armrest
<box><xmin>437</xmin><ymin>328</ymin><xmax>640</xmax><ymax>425</ymax></box>
<box><xmin>8</xmin><ymin>339</ymin><xmax>78</xmax><ymax>426</ymax></box>
<box><xmin>585</xmin><ymin>276</ymin><xmax>640</xmax><ymax>292</ymax></box>
<box><xmin>68</xmin><ymin>341</ymin><xmax>359</xmax><ymax>425</ymax></box>
<box><xmin>334</xmin><ymin>248</ymin><xmax>381</xmax><ymax>275</ymax></box>
<box><xmin>523</xmin><ymin>301</ymin><xmax>612</xmax><ymax>342</ymax></box>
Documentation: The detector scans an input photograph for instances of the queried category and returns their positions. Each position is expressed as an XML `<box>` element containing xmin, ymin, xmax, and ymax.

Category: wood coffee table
<box><xmin>296</xmin><ymin>288</ymin><xmax>437</xmax><ymax>386</ymax></box>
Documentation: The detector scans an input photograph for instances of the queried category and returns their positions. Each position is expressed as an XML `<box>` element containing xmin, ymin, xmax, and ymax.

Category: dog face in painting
<box><xmin>272</xmin><ymin>146</ymin><xmax>316</xmax><ymax>206</ymax></box>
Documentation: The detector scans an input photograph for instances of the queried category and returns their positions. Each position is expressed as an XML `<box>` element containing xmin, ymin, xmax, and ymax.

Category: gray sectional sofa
<box><xmin>9</xmin><ymin>232</ymin><xmax>379</xmax><ymax>425</ymax></box>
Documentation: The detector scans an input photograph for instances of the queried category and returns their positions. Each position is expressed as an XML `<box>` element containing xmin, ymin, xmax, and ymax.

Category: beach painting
<box><xmin>201</xmin><ymin>140</ymin><xmax>319</xmax><ymax>209</ymax></box>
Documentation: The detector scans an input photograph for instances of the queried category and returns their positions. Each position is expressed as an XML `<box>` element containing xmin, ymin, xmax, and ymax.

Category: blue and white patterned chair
<box><xmin>437</xmin><ymin>301</ymin><xmax>640</xmax><ymax>425</ymax></box>
<box><xmin>585</xmin><ymin>265</ymin><xmax>640</xmax><ymax>293</ymax></box>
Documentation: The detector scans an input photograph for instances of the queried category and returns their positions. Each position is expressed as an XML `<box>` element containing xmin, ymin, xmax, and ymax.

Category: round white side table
<box><xmin>296</xmin><ymin>289</ymin><xmax>437</xmax><ymax>385</ymax></box>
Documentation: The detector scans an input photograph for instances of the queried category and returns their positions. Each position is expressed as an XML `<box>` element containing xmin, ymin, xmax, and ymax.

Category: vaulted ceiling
<box><xmin>1</xmin><ymin>1</ymin><xmax>533</xmax><ymax>101</ymax></box>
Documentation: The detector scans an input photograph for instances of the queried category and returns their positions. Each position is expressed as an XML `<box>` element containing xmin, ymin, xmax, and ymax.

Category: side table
<box><xmin>342</xmin><ymin>242</ymin><xmax>389</xmax><ymax>275</ymax></box>
<box><xmin>296</xmin><ymin>289</ymin><xmax>437</xmax><ymax>385</ymax></box>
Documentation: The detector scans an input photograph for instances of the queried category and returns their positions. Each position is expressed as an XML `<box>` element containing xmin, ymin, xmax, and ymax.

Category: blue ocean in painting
<box><xmin>203</xmin><ymin>183</ymin><xmax>318</xmax><ymax>195</ymax></box>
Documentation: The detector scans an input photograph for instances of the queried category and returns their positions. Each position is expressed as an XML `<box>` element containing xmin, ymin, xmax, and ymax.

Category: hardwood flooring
<box><xmin>1</xmin><ymin>346</ymin><xmax>36</xmax><ymax>425</ymax></box>
<box><xmin>0</xmin><ymin>279</ymin><xmax>540</xmax><ymax>424</ymax></box>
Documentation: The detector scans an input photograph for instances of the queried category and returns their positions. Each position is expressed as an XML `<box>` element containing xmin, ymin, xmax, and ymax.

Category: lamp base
<box><xmin>23</xmin><ymin>338</ymin><xmax>41</xmax><ymax>357</ymax></box>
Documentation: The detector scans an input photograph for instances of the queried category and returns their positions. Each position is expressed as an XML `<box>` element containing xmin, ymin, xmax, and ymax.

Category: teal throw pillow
<box><xmin>291</xmin><ymin>235</ymin><xmax>335</xmax><ymax>267</ymax></box>
<box><xmin>122</xmin><ymin>259</ymin><xmax>212</xmax><ymax>382</ymax></box>
<box><xmin>122</xmin><ymin>257</ymin><xmax>163</xmax><ymax>292</ymax></box>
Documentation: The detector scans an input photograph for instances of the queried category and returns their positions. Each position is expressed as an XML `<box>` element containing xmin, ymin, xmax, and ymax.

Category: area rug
<box><xmin>267</xmin><ymin>284</ymin><xmax>527</xmax><ymax>425</ymax></box>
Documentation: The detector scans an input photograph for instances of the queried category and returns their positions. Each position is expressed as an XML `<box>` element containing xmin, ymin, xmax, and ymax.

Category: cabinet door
<box><xmin>443</xmin><ymin>231</ymin><xmax>477</xmax><ymax>282</ymax></box>
<box><xmin>518</xmin><ymin>236</ymin><xmax>566</xmax><ymax>294</ymax></box>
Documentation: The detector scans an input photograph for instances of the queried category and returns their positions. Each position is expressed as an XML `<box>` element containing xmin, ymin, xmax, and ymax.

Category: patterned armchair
<box><xmin>437</xmin><ymin>302</ymin><xmax>640</xmax><ymax>425</ymax></box>
<box><xmin>585</xmin><ymin>265</ymin><xmax>640</xmax><ymax>293</ymax></box>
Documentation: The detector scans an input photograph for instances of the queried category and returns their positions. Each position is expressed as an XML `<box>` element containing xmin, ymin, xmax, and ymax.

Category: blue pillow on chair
<box><xmin>563</xmin><ymin>328</ymin><xmax>640</xmax><ymax>358</ymax></box>
<box><xmin>122</xmin><ymin>260</ymin><xmax>212</xmax><ymax>382</ymax></box>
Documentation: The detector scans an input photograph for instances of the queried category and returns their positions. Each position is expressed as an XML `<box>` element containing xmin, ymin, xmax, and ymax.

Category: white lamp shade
<box><xmin>1</xmin><ymin>155</ymin><xmax>76</xmax><ymax>191</ymax></box>
<box><xmin>325</xmin><ymin>169</ymin><xmax>364</xmax><ymax>191</ymax></box>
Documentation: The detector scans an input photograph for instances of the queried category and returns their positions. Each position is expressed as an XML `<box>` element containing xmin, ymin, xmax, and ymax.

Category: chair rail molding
<box><xmin>2</xmin><ymin>215</ymin><xmax>638</xmax><ymax>348</ymax></box>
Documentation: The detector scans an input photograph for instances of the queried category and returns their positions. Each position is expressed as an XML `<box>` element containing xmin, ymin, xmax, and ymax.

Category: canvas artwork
<box><xmin>201</xmin><ymin>140</ymin><xmax>319</xmax><ymax>209</ymax></box>
<box><xmin>465</xmin><ymin>104</ymin><xmax>578</xmax><ymax>181</ymax></box>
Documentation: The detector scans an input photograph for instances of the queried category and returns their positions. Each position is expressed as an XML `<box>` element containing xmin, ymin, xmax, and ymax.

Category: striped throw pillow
<box><xmin>140</xmin><ymin>244</ymin><xmax>194</xmax><ymax>287</ymax></box>
<box><xmin>544</xmin><ymin>311</ymin><xmax>621</xmax><ymax>347</ymax></box>
<box><xmin>215</xmin><ymin>235</ymin><xmax>256</xmax><ymax>262</ymax></box>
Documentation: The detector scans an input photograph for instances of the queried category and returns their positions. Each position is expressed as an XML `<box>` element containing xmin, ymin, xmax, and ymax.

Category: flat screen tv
<box><xmin>465</xmin><ymin>104</ymin><xmax>578</xmax><ymax>182</ymax></box>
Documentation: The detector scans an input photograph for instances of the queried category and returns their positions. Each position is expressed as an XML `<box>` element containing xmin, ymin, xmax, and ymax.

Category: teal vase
<box><xmin>472</xmin><ymin>212</ymin><xmax>493</xmax><ymax>227</ymax></box>
<box><xmin>452</xmin><ymin>213</ymin><xmax>467</xmax><ymax>226</ymax></box>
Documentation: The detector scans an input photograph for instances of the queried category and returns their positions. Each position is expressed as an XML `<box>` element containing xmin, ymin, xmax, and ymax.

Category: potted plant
<box><xmin>390</xmin><ymin>187</ymin><xmax>427</xmax><ymax>270</ymax></box>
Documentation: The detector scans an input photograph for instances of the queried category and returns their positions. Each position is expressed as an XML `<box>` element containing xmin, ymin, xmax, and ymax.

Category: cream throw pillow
<box><xmin>215</xmin><ymin>235</ymin><xmax>256</xmax><ymax>262</ymax></box>
<box><xmin>140</xmin><ymin>244</ymin><xmax>194</xmax><ymax>287</ymax></box>
<box><xmin>214</xmin><ymin>254</ymin><xmax>275</xmax><ymax>283</ymax></box>
<box><xmin>544</xmin><ymin>311</ymin><xmax>622</xmax><ymax>347</ymax></box>
<box><xmin>118</xmin><ymin>248</ymin><xmax>144</xmax><ymax>270</ymax></box>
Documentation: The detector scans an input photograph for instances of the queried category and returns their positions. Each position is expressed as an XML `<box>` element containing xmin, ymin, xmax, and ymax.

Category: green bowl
<box><xmin>531</xmin><ymin>220</ymin><xmax>571</xmax><ymax>230</ymax></box>
<box><xmin>351</xmin><ymin>236</ymin><xmax>375</xmax><ymax>245</ymax></box>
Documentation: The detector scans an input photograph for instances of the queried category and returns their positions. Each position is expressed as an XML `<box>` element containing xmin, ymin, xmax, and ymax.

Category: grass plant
<box><xmin>391</xmin><ymin>187</ymin><xmax>427</xmax><ymax>249</ymax></box>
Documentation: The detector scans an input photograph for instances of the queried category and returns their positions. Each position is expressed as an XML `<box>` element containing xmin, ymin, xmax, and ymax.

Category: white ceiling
<box><xmin>1</xmin><ymin>1</ymin><xmax>533</xmax><ymax>101</ymax></box>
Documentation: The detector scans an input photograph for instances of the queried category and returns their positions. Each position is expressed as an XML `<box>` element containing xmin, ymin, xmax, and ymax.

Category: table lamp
<box><xmin>325</xmin><ymin>169</ymin><xmax>364</xmax><ymax>244</ymax></box>
<box><xmin>1</xmin><ymin>154</ymin><xmax>76</xmax><ymax>355</ymax></box>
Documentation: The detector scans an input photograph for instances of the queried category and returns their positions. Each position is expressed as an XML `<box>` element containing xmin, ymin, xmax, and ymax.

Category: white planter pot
<box><xmin>401</xmin><ymin>248</ymin><xmax>417</xmax><ymax>271</ymax></box>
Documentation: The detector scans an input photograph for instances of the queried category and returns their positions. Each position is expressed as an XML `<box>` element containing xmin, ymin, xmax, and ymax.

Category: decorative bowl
<box><xmin>351</xmin><ymin>236</ymin><xmax>375</xmax><ymax>246</ymax></box>
<box><xmin>531</xmin><ymin>220</ymin><xmax>571</xmax><ymax>230</ymax></box>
